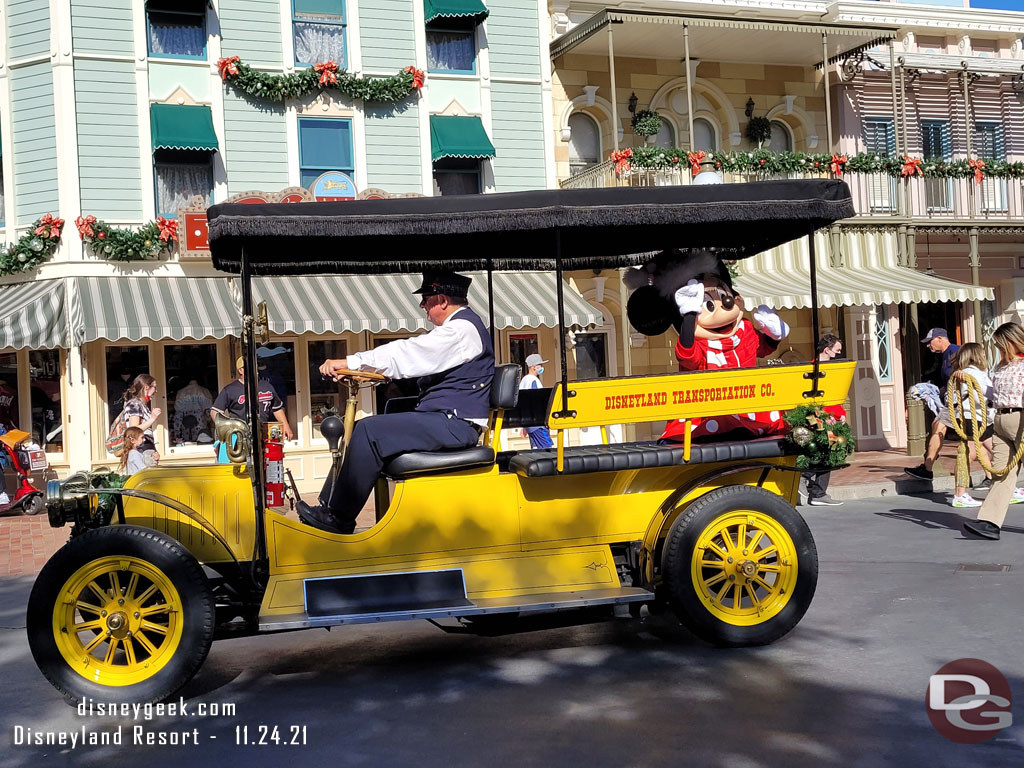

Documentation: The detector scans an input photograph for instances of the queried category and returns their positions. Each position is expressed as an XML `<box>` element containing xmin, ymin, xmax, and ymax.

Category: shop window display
<box><xmin>307</xmin><ymin>339</ymin><xmax>347</xmax><ymax>439</ymax></box>
<box><xmin>105</xmin><ymin>346</ymin><xmax>151</xmax><ymax>430</ymax></box>
<box><xmin>164</xmin><ymin>344</ymin><xmax>218</xmax><ymax>446</ymax></box>
<box><xmin>509</xmin><ymin>333</ymin><xmax>539</xmax><ymax>376</ymax></box>
<box><xmin>29</xmin><ymin>350</ymin><xmax>63</xmax><ymax>452</ymax></box>
<box><xmin>0</xmin><ymin>353</ymin><xmax>18</xmax><ymax>430</ymax></box>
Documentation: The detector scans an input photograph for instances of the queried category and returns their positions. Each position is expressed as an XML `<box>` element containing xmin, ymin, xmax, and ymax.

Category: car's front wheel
<box><xmin>27</xmin><ymin>525</ymin><xmax>215</xmax><ymax>704</ymax></box>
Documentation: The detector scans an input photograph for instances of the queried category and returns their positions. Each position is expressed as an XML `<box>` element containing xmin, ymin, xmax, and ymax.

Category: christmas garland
<box><xmin>622</xmin><ymin>147</ymin><xmax>1024</xmax><ymax>180</ymax></box>
<box><xmin>0</xmin><ymin>214</ymin><xmax>64</xmax><ymax>276</ymax></box>
<box><xmin>784</xmin><ymin>404</ymin><xmax>855</xmax><ymax>469</ymax></box>
<box><xmin>217</xmin><ymin>56</ymin><xmax>424</xmax><ymax>104</ymax></box>
<box><xmin>76</xmin><ymin>215</ymin><xmax>178</xmax><ymax>262</ymax></box>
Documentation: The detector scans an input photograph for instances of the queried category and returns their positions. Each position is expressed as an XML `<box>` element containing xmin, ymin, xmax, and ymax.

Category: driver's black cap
<box><xmin>413</xmin><ymin>270</ymin><xmax>471</xmax><ymax>300</ymax></box>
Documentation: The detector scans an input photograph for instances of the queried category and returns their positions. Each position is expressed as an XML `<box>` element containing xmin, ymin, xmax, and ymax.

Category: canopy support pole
<box><xmin>684</xmin><ymin>24</ymin><xmax>695</xmax><ymax>153</ymax></box>
<box><xmin>821</xmin><ymin>33</ymin><xmax>833</xmax><ymax>153</ymax></box>
<box><xmin>889</xmin><ymin>40</ymin><xmax>904</xmax><ymax>217</ymax></box>
<box><xmin>554</xmin><ymin>230</ymin><xmax>573</xmax><ymax>420</ymax></box>
<box><xmin>804</xmin><ymin>230</ymin><xmax>824</xmax><ymax>399</ymax></box>
<box><xmin>486</xmin><ymin>259</ymin><xmax>496</xmax><ymax>353</ymax></box>
<box><xmin>608</xmin><ymin>25</ymin><xmax>619</xmax><ymax>153</ymax></box>
<box><xmin>240</xmin><ymin>248</ymin><xmax>268</xmax><ymax>569</ymax></box>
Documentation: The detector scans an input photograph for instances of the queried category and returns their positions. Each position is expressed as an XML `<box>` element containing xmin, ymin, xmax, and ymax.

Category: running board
<box><xmin>259</xmin><ymin>586</ymin><xmax>655</xmax><ymax>632</ymax></box>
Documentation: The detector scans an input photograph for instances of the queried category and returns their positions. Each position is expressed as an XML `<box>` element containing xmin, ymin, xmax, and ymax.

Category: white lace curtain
<box><xmin>148</xmin><ymin>15</ymin><xmax>205</xmax><ymax>57</ymax></box>
<box><xmin>155</xmin><ymin>163</ymin><xmax>212</xmax><ymax>216</ymax></box>
<box><xmin>427</xmin><ymin>30</ymin><xmax>474</xmax><ymax>72</ymax></box>
<box><xmin>294</xmin><ymin>20</ymin><xmax>346</xmax><ymax>64</ymax></box>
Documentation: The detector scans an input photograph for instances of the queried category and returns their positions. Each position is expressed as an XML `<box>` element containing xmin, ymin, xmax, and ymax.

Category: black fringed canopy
<box><xmin>208</xmin><ymin>179</ymin><xmax>853</xmax><ymax>276</ymax></box>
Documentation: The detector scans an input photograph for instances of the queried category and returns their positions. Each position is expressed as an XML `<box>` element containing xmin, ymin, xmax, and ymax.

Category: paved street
<box><xmin>1</xmin><ymin>493</ymin><xmax>1022</xmax><ymax>767</ymax></box>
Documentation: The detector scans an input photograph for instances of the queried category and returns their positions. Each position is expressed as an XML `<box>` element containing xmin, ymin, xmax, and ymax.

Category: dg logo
<box><xmin>927</xmin><ymin>658</ymin><xmax>1013</xmax><ymax>744</ymax></box>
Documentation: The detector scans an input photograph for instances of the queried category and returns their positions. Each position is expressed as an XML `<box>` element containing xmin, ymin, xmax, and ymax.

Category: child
<box><xmin>117</xmin><ymin>427</ymin><xmax>148</xmax><ymax>476</ymax></box>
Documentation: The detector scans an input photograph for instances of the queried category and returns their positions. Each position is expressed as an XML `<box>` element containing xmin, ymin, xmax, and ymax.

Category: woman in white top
<box><xmin>941</xmin><ymin>343</ymin><xmax>996</xmax><ymax>508</ymax></box>
<box><xmin>963</xmin><ymin>323</ymin><xmax>1024</xmax><ymax>539</ymax></box>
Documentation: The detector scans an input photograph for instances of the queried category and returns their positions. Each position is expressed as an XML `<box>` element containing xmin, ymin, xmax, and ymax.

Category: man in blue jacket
<box><xmin>298</xmin><ymin>270</ymin><xmax>493</xmax><ymax>534</ymax></box>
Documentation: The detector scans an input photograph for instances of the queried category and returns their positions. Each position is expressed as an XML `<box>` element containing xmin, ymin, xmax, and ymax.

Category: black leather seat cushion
<box><xmin>384</xmin><ymin>446</ymin><xmax>496</xmax><ymax>479</ymax></box>
<box><xmin>507</xmin><ymin>437</ymin><xmax>787</xmax><ymax>478</ymax></box>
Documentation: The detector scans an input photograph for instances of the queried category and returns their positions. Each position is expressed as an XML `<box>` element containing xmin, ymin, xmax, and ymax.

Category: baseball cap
<box><xmin>921</xmin><ymin>328</ymin><xmax>948</xmax><ymax>343</ymax></box>
<box><xmin>525</xmin><ymin>354</ymin><xmax>548</xmax><ymax>367</ymax></box>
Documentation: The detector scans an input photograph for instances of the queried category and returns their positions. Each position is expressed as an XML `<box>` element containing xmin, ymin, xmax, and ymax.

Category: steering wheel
<box><xmin>328</xmin><ymin>368</ymin><xmax>390</xmax><ymax>384</ymax></box>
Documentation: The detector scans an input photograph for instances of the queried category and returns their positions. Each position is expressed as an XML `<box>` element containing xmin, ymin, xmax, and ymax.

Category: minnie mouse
<box><xmin>625</xmin><ymin>251</ymin><xmax>790</xmax><ymax>442</ymax></box>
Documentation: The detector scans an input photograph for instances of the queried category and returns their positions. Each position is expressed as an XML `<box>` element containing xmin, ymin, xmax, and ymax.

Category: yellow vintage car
<box><xmin>28</xmin><ymin>179</ymin><xmax>855</xmax><ymax>704</ymax></box>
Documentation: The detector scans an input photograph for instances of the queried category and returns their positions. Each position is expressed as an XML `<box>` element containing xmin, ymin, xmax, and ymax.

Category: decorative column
<box><xmin>821</xmin><ymin>33</ymin><xmax>833</xmax><ymax>152</ymax></box>
<box><xmin>684</xmin><ymin>24</ymin><xmax>694</xmax><ymax>151</ymax></box>
<box><xmin>889</xmin><ymin>39</ymin><xmax>904</xmax><ymax>217</ymax></box>
<box><xmin>969</xmin><ymin>226</ymin><xmax>982</xmax><ymax>340</ymax></box>
<box><xmin>607</xmin><ymin>26</ymin><xmax>618</xmax><ymax>152</ymax></box>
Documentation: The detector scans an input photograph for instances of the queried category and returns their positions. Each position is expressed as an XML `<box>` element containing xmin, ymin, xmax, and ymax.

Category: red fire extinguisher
<box><xmin>264</xmin><ymin>428</ymin><xmax>285</xmax><ymax>507</ymax></box>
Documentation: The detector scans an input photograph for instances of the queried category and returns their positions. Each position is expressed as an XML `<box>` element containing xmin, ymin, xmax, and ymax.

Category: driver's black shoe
<box><xmin>296</xmin><ymin>501</ymin><xmax>353</xmax><ymax>534</ymax></box>
<box><xmin>962</xmin><ymin>519</ymin><xmax>1000</xmax><ymax>540</ymax></box>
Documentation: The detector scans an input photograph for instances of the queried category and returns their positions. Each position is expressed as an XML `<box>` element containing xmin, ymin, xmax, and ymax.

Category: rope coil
<box><xmin>946</xmin><ymin>374</ymin><xmax>1024</xmax><ymax>488</ymax></box>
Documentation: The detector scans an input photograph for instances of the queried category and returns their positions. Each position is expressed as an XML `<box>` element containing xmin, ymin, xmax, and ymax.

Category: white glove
<box><xmin>674</xmin><ymin>280</ymin><xmax>705</xmax><ymax>316</ymax></box>
<box><xmin>753</xmin><ymin>304</ymin><xmax>789</xmax><ymax>340</ymax></box>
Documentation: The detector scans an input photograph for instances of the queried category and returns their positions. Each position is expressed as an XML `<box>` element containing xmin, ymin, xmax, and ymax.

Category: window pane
<box><xmin>768</xmin><ymin>121</ymin><xmax>791</xmax><ymax>153</ymax></box>
<box><xmin>148</xmin><ymin>11</ymin><xmax>205</xmax><ymax>57</ymax></box>
<box><xmin>426</xmin><ymin>29</ymin><xmax>475</xmax><ymax>72</ymax></box>
<box><xmin>435</xmin><ymin>171</ymin><xmax>480</xmax><ymax>195</ymax></box>
<box><xmin>30</xmin><ymin>350</ymin><xmax>63</xmax><ymax>453</ymax></box>
<box><xmin>307</xmin><ymin>339</ymin><xmax>348</xmax><ymax>438</ymax></box>
<box><xmin>257</xmin><ymin>343</ymin><xmax>296</xmax><ymax>432</ymax></box>
<box><xmin>693</xmin><ymin>118</ymin><xmax>716</xmax><ymax>153</ymax></box>
<box><xmin>164</xmin><ymin>344</ymin><xmax>217</xmax><ymax>446</ymax></box>
<box><xmin>652</xmin><ymin>120</ymin><xmax>675</xmax><ymax>150</ymax></box>
<box><xmin>298</xmin><ymin>119</ymin><xmax>353</xmax><ymax>170</ymax></box>
<box><xmin>864</xmin><ymin>119</ymin><xmax>895</xmax><ymax>155</ymax></box>
<box><xmin>294</xmin><ymin>19</ymin><xmax>345</xmax><ymax>65</ymax></box>
<box><xmin>574</xmin><ymin>333</ymin><xmax>607</xmax><ymax>379</ymax></box>
<box><xmin>155</xmin><ymin>161</ymin><xmax>212</xmax><ymax>217</ymax></box>
<box><xmin>105</xmin><ymin>346</ymin><xmax>151</xmax><ymax>433</ymax></box>
<box><xmin>509</xmin><ymin>334</ymin><xmax>539</xmax><ymax>376</ymax></box>
<box><xmin>0</xmin><ymin>353</ymin><xmax>18</xmax><ymax>431</ymax></box>
<box><xmin>568</xmin><ymin>113</ymin><xmax>599</xmax><ymax>171</ymax></box>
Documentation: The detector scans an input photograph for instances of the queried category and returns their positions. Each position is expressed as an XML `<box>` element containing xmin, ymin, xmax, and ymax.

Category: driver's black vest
<box><xmin>416</xmin><ymin>307</ymin><xmax>493</xmax><ymax>419</ymax></box>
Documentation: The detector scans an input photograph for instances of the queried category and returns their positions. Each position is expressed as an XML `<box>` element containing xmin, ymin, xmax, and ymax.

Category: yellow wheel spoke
<box><xmin>737</xmin><ymin>523</ymin><xmax>747</xmax><ymax>550</ymax></box>
<box><xmin>140</xmin><ymin>620</ymin><xmax>169</xmax><ymax>635</ymax></box>
<box><xmin>744</xmin><ymin>584</ymin><xmax>761</xmax><ymax>606</ymax></box>
<box><xmin>748</xmin><ymin>530</ymin><xmax>765</xmax><ymax>551</ymax></box>
<box><xmin>714</xmin><ymin>580</ymin><xmax>731</xmax><ymax>604</ymax></box>
<box><xmin>698</xmin><ymin>559</ymin><xmax>726</xmax><ymax>569</ymax></box>
<box><xmin>83</xmin><ymin>632</ymin><xmax>107</xmax><ymax>654</ymax></box>
<box><xmin>103</xmin><ymin>638</ymin><xmax>119</xmax><ymax>665</ymax></box>
<box><xmin>141</xmin><ymin>603</ymin><xmax>170</xmax><ymax>617</ymax></box>
<box><xmin>123</xmin><ymin>636</ymin><xmax>137</xmax><ymax>666</ymax></box>
<box><xmin>732</xmin><ymin>584</ymin><xmax>741</xmax><ymax>610</ymax></box>
<box><xmin>125</xmin><ymin>572</ymin><xmax>140</xmax><ymax>601</ymax></box>
<box><xmin>703</xmin><ymin>572</ymin><xmax>727</xmax><ymax>589</ymax></box>
<box><xmin>720</xmin><ymin>528</ymin><xmax>734</xmax><ymax>552</ymax></box>
<box><xmin>709</xmin><ymin>541</ymin><xmax>728</xmax><ymax>557</ymax></box>
<box><xmin>134</xmin><ymin>631</ymin><xmax>158</xmax><ymax>656</ymax></box>
<box><xmin>757</xmin><ymin>564</ymin><xmax>781</xmax><ymax>573</ymax></box>
<box><xmin>75</xmin><ymin>601</ymin><xmax>103</xmax><ymax>615</ymax></box>
<box><xmin>87</xmin><ymin>581</ymin><xmax>108</xmax><ymax>603</ymax></box>
<box><xmin>135</xmin><ymin>584</ymin><xmax>158</xmax><ymax>605</ymax></box>
<box><xmin>752</xmin><ymin>575</ymin><xmax>774</xmax><ymax>591</ymax></box>
<box><xmin>74</xmin><ymin>619</ymin><xmax>104</xmax><ymax>633</ymax></box>
<box><xmin>753</xmin><ymin>545</ymin><xmax>778</xmax><ymax>561</ymax></box>
<box><xmin>109</xmin><ymin>571</ymin><xmax>122</xmax><ymax>598</ymax></box>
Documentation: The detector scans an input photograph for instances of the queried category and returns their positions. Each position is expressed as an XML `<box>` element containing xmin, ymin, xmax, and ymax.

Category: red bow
<box><xmin>610</xmin><ymin>148</ymin><xmax>633</xmax><ymax>176</ymax></box>
<box><xmin>156</xmin><ymin>216</ymin><xmax>179</xmax><ymax>243</ymax></box>
<box><xmin>969</xmin><ymin>158</ymin><xmax>986</xmax><ymax>184</ymax></box>
<box><xmin>687</xmin><ymin>150</ymin><xmax>707</xmax><ymax>176</ymax></box>
<box><xmin>217</xmin><ymin>56</ymin><xmax>240</xmax><ymax>81</ymax></box>
<box><xmin>314</xmin><ymin>61</ymin><xmax>339</xmax><ymax>86</ymax></box>
<box><xmin>900</xmin><ymin>156</ymin><xmax>923</xmax><ymax>177</ymax></box>
<box><xmin>404</xmin><ymin>66</ymin><xmax>425</xmax><ymax>89</ymax></box>
<box><xmin>830</xmin><ymin>154</ymin><xmax>848</xmax><ymax>176</ymax></box>
<box><xmin>34</xmin><ymin>213</ymin><xmax>64</xmax><ymax>239</ymax></box>
<box><xmin>75</xmin><ymin>215</ymin><xmax>97</xmax><ymax>239</ymax></box>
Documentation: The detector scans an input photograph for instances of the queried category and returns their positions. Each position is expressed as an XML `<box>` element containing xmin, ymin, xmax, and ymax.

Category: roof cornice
<box><xmin>829</xmin><ymin>1</ymin><xmax>1024</xmax><ymax>35</ymax></box>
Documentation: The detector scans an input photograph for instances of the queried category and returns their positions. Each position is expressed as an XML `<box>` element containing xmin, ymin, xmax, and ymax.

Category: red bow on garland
<box><xmin>830</xmin><ymin>154</ymin><xmax>848</xmax><ymax>176</ymax></box>
<box><xmin>610</xmin><ymin>148</ymin><xmax>633</xmax><ymax>176</ymax></box>
<box><xmin>74</xmin><ymin>215</ymin><xmax>97</xmax><ymax>239</ymax></box>
<box><xmin>900</xmin><ymin>156</ymin><xmax>923</xmax><ymax>178</ymax></box>
<box><xmin>216</xmin><ymin>56</ymin><xmax>240</xmax><ymax>81</ymax></box>
<box><xmin>403</xmin><ymin>66</ymin><xmax>425</xmax><ymax>89</ymax></box>
<box><xmin>34</xmin><ymin>213</ymin><xmax>64</xmax><ymax>239</ymax></box>
<box><xmin>686</xmin><ymin>150</ymin><xmax>707</xmax><ymax>176</ymax></box>
<box><xmin>156</xmin><ymin>216</ymin><xmax>179</xmax><ymax>243</ymax></box>
<box><xmin>969</xmin><ymin>158</ymin><xmax>986</xmax><ymax>184</ymax></box>
<box><xmin>314</xmin><ymin>61</ymin><xmax>339</xmax><ymax>86</ymax></box>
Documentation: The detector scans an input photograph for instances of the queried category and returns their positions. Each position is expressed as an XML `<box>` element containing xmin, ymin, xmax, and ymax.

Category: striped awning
<box><xmin>735</xmin><ymin>240</ymin><xmax>993</xmax><ymax>310</ymax></box>
<box><xmin>255</xmin><ymin>272</ymin><xmax>602</xmax><ymax>334</ymax></box>
<box><xmin>2</xmin><ymin>273</ymin><xmax>600</xmax><ymax>348</ymax></box>
<box><xmin>0</xmin><ymin>279</ymin><xmax>73</xmax><ymax>350</ymax></box>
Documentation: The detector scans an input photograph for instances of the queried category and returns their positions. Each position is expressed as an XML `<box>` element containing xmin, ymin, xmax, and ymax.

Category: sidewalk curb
<box><xmin>829</xmin><ymin>471</ymin><xmax>984</xmax><ymax>502</ymax></box>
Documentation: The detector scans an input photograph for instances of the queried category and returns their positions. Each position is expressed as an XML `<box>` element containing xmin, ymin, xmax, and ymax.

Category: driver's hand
<box><xmin>319</xmin><ymin>358</ymin><xmax>349</xmax><ymax>381</ymax></box>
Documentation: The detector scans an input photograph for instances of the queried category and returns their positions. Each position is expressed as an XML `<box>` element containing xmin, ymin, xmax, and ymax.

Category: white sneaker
<box><xmin>951</xmin><ymin>494</ymin><xmax>982</xmax><ymax>508</ymax></box>
<box><xmin>1010</xmin><ymin>488</ymin><xmax>1024</xmax><ymax>504</ymax></box>
<box><xmin>0</xmin><ymin>492</ymin><xmax>9</xmax><ymax>506</ymax></box>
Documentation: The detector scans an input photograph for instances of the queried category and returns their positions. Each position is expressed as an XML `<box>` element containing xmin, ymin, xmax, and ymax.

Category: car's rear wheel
<box><xmin>661</xmin><ymin>485</ymin><xmax>817</xmax><ymax>647</ymax></box>
<box><xmin>27</xmin><ymin>525</ymin><xmax>214</xmax><ymax>704</ymax></box>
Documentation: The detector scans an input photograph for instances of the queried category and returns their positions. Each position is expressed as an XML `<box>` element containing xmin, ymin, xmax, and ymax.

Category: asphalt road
<box><xmin>1</xmin><ymin>492</ymin><xmax>1022</xmax><ymax>768</ymax></box>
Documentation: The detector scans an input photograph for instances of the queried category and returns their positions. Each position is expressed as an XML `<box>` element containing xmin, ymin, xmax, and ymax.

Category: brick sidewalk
<box><xmin>0</xmin><ymin>514</ymin><xmax>69</xmax><ymax>578</ymax></box>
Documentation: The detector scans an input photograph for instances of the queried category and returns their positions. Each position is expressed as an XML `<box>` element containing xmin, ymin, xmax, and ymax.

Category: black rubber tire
<box><xmin>23</xmin><ymin>494</ymin><xmax>44</xmax><ymax>516</ymax></box>
<box><xmin>661</xmin><ymin>485</ymin><xmax>817</xmax><ymax>647</ymax></box>
<box><xmin>27</xmin><ymin>525</ymin><xmax>215</xmax><ymax>705</ymax></box>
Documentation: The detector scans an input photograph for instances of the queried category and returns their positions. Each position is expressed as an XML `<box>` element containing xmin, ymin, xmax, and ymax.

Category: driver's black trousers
<box><xmin>319</xmin><ymin>411</ymin><xmax>481</xmax><ymax>531</ymax></box>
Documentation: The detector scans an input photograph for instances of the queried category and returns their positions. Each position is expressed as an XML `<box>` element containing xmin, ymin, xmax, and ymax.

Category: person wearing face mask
<box><xmin>800</xmin><ymin>334</ymin><xmax>847</xmax><ymax>506</ymax></box>
<box><xmin>519</xmin><ymin>354</ymin><xmax>553</xmax><ymax>449</ymax></box>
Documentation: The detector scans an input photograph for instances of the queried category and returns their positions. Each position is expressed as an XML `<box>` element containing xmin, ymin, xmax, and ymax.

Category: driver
<box><xmin>297</xmin><ymin>270</ymin><xmax>494</xmax><ymax>534</ymax></box>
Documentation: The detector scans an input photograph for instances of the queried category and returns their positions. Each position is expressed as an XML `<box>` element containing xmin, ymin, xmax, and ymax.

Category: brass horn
<box><xmin>214</xmin><ymin>414</ymin><xmax>250</xmax><ymax>464</ymax></box>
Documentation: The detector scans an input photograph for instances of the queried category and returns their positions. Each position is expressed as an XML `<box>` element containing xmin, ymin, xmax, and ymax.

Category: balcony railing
<box><xmin>561</xmin><ymin>160</ymin><xmax>1024</xmax><ymax>222</ymax></box>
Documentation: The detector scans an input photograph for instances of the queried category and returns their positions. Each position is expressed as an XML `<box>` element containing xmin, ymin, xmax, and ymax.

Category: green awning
<box><xmin>424</xmin><ymin>0</ymin><xmax>488</xmax><ymax>24</ymax></box>
<box><xmin>430</xmin><ymin>115</ymin><xmax>495</xmax><ymax>162</ymax></box>
<box><xmin>293</xmin><ymin>0</ymin><xmax>345</xmax><ymax>16</ymax></box>
<box><xmin>150</xmin><ymin>104</ymin><xmax>218</xmax><ymax>152</ymax></box>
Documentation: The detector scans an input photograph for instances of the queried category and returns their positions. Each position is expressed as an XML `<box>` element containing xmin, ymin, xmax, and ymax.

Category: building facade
<box><xmin>0</xmin><ymin>0</ymin><xmax>607</xmax><ymax>486</ymax></box>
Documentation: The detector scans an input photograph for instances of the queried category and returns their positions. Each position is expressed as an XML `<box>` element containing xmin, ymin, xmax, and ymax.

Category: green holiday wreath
<box><xmin>784</xmin><ymin>404</ymin><xmax>855</xmax><ymax>469</ymax></box>
<box><xmin>631</xmin><ymin>110</ymin><xmax>663</xmax><ymax>138</ymax></box>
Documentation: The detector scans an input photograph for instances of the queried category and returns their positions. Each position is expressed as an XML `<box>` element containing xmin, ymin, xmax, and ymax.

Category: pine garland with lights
<box><xmin>0</xmin><ymin>214</ymin><xmax>64</xmax><ymax>276</ymax></box>
<box><xmin>76</xmin><ymin>215</ymin><xmax>178</xmax><ymax>262</ymax></box>
<box><xmin>217</xmin><ymin>55</ymin><xmax>424</xmax><ymax>104</ymax></box>
<box><xmin>784</xmin><ymin>404</ymin><xmax>855</xmax><ymax>469</ymax></box>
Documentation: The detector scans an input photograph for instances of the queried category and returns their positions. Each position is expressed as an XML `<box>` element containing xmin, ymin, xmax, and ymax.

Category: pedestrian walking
<box><xmin>963</xmin><ymin>322</ymin><xmax>1024</xmax><ymax>540</ymax></box>
<box><xmin>906</xmin><ymin>328</ymin><xmax>959</xmax><ymax>481</ymax></box>
<box><xmin>802</xmin><ymin>334</ymin><xmax>845</xmax><ymax>507</ymax></box>
<box><xmin>519</xmin><ymin>353</ymin><xmax>553</xmax><ymax>449</ymax></box>
<box><xmin>941</xmin><ymin>342</ymin><xmax>996</xmax><ymax>508</ymax></box>
<box><xmin>120</xmin><ymin>374</ymin><xmax>161</xmax><ymax>457</ymax></box>
<box><xmin>117</xmin><ymin>426</ymin><xmax>150</xmax><ymax>476</ymax></box>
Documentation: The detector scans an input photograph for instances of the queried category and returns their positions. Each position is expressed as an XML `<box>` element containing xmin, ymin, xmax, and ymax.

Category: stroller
<box><xmin>0</xmin><ymin>427</ymin><xmax>47</xmax><ymax>516</ymax></box>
